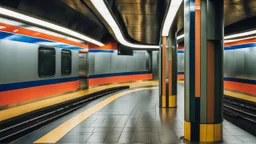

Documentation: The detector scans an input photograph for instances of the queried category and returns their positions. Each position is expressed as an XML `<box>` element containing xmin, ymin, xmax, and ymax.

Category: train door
<box><xmin>79</xmin><ymin>52</ymin><xmax>88</xmax><ymax>89</ymax></box>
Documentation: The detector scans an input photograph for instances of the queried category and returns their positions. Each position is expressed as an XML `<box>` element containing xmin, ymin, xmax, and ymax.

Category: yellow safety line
<box><xmin>34</xmin><ymin>87</ymin><xmax>157</xmax><ymax>143</ymax></box>
<box><xmin>178</xmin><ymin>80</ymin><xmax>184</xmax><ymax>84</ymax></box>
<box><xmin>178</xmin><ymin>80</ymin><xmax>256</xmax><ymax>103</ymax></box>
<box><xmin>0</xmin><ymin>81</ymin><xmax>158</xmax><ymax>122</ymax></box>
<box><xmin>224</xmin><ymin>90</ymin><xmax>256</xmax><ymax>103</ymax></box>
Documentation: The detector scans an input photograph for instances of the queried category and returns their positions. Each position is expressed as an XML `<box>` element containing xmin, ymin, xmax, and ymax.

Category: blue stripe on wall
<box><xmin>224</xmin><ymin>77</ymin><xmax>256</xmax><ymax>85</ymax></box>
<box><xmin>178</xmin><ymin>50</ymin><xmax>184</xmax><ymax>53</ymax></box>
<box><xmin>224</xmin><ymin>43</ymin><xmax>256</xmax><ymax>50</ymax></box>
<box><xmin>178</xmin><ymin>72</ymin><xmax>184</xmax><ymax>74</ymax></box>
<box><xmin>88</xmin><ymin>49</ymin><xmax>115</xmax><ymax>53</ymax></box>
<box><xmin>88</xmin><ymin>71</ymin><xmax>151</xmax><ymax>79</ymax></box>
<box><xmin>0</xmin><ymin>31</ymin><xmax>86</xmax><ymax>51</ymax></box>
<box><xmin>0</xmin><ymin>77</ymin><xmax>79</xmax><ymax>92</ymax></box>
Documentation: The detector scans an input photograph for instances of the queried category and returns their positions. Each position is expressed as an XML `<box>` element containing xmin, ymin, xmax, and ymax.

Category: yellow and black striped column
<box><xmin>184</xmin><ymin>0</ymin><xmax>224</xmax><ymax>142</ymax></box>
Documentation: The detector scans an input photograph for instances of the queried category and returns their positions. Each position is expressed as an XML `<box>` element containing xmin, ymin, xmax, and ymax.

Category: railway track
<box><xmin>223</xmin><ymin>96</ymin><xmax>256</xmax><ymax>136</ymax></box>
<box><xmin>0</xmin><ymin>86</ymin><xmax>129</xmax><ymax>143</ymax></box>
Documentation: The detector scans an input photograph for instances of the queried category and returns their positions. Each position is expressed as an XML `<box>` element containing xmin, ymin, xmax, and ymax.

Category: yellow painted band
<box><xmin>224</xmin><ymin>90</ymin><xmax>256</xmax><ymax>103</ymax></box>
<box><xmin>185</xmin><ymin>121</ymin><xmax>222</xmax><ymax>142</ymax></box>
<box><xmin>200</xmin><ymin>123</ymin><xmax>222</xmax><ymax>142</ymax></box>
<box><xmin>168</xmin><ymin>95</ymin><xmax>177</xmax><ymax>107</ymax></box>
<box><xmin>184</xmin><ymin>121</ymin><xmax>191</xmax><ymax>141</ymax></box>
<box><xmin>34</xmin><ymin>87</ymin><xmax>156</xmax><ymax>143</ymax></box>
<box><xmin>178</xmin><ymin>80</ymin><xmax>184</xmax><ymax>84</ymax></box>
<box><xmin>162</xmin><ymin>95</ymin><xmax>166</xmax><ymax>107</ymax></box>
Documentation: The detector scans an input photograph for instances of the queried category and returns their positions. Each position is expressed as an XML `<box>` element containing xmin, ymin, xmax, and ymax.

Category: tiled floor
<box><xmin>14</xmin><ymin>84</ymin><xmax>256</xmax><ymax>144</ymax></box>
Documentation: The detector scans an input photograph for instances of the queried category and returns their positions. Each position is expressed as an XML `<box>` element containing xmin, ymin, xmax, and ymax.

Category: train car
<box><xmin>0</xmin><ymin>16</ymin><xmax>155</xmax><ymax>109</ymax></box>
<box><xmin>0</xmin><ymin>17</ymin><xmax>88</xmax><ymax>108</ymax></box>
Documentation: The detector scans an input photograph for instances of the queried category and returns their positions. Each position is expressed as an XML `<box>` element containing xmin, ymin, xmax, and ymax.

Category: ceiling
<box><xmin>176</xmin><ymin>0</ymin><xmax>256</xmax><ymax>35</ymax></box>
<box><xmin>0</xmin><ymin>0</ymin><xmax>256</xmax><ymax>45</ymax></box>
<box><xmin>0</xmin><ymin>0</ymin><xmax>111</xmax><ymax>43</ymax></box>
<box><xmin>114</xmin><ymin>0</ymin><xmax>168</xmax><ymax>44</ymax></box>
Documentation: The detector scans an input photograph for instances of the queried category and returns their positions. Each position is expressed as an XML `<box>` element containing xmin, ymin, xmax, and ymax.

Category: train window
<box><xmin>38</xmin><ymin>47</ymin><xmax>56</xmax><ymax>77</ymax></box>
<box><xmin>61</xmin><ymin>49</ymin><xmax>72</xmax><ymax>76</ymax></box>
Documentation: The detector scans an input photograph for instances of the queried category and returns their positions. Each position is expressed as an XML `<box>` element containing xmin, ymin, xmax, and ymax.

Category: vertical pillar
<box><xmin>184</xmin><ymin>0</ymin><xmax>224</xmax><ymax>142</ymax></box>
<box><xmin>167</xmin><ymin>28</ymin><xmax>178</xmax><ymax>107</ymax></box>
<box><xmin>159</xmin><ymin>36</ymin><xmax>167</xmax><ymax>107</ymax></box>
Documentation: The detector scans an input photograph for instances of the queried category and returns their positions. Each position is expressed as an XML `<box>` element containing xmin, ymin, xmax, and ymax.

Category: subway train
<box><xmin>0</xmin><ymin>16</ymin><xmax>153</xmax><ymax>109</ymax></box>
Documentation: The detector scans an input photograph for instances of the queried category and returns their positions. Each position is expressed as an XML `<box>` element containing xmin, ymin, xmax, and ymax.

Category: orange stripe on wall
<box><xmin>0</xmin><ymin>81</ymin><xmax>79</xmax><ymax>106</ymax></box>
<box><xmin>88</xmin><ymin>42</ymin><xmax>117</xmax><ymax>50</ymax></box>
<box><xmin>195</xmin><ymin>0</ymin><xmax>201</xmax><ymax>97</ymax></box>
<box><xmin>88</xmin><ymin>74</ymin><xmax>152</xmax><ymax>87</ymax></box>
<box><xmin>225</xmin><ymin>38</ymin><xmax>256</xmax><ymax>47</ymax></box>
<box><xmin>224</xmin><ymin>81</ymin><xmax>256</xmax><ymax>95</ymax></box>
<box><xmin>178</xmin><ymin>45</ymin><xmax>184</xmax><ymax>50</ymax></box>
<box><xmin>178</xmin><ymin>74</ymin><xmax>184</xmax><ymax>80</ymax></box>
<box><xmin>0</xmin><ymin>23</ymin><xmax>88</xmax><ymax>50</ymax></box>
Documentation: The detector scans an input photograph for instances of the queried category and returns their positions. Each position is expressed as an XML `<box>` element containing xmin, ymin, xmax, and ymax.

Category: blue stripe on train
<box><xmin>0</xmin><ymin>77</ymin><xmax>79</xmax><ymax>92</ymax></box>
<box><xmin>88</xmin><ymin>71</ymin><xmax>151</xmax><ymax>78</ymax></box>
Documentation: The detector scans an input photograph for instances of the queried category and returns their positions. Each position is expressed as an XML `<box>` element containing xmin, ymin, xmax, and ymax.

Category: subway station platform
<box><xmin>14</xmin><ymin>84</ymin><xmax>256</xmax><ymax>144</ymax></box>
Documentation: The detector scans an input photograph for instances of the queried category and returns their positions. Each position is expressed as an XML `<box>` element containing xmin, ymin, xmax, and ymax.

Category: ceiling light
<box><xmin>90</xmin><ymin>0</ymin><xmax>159</xmax><ymax>49</ymax></box>
<box><xmin>162</xmin><ymin>0</ymin><xmax>183</xmax><ymax>36</ymax></box>
<box><xmin>224</xmin><ymin>30</ymin><xmax>256</xmax><ymax>39</ymax></box>
<box><xmin>224</xmin><ymin>36</ymin><xmax>256</xmax><ymax>43</ymax></box>
<box><xmin>177</xmin><ymin>34</ymin><xmax>184</xmax><ymax>40</ymax></box>
<box><xmin>0</xmin><ymin>6</ymin><xmax>104</xmax><ymax>46</ymax></box>
<box><xmin>177</xmin><ymin>31</ymin><xmax>256</xmax><ymax>43</ymax></box>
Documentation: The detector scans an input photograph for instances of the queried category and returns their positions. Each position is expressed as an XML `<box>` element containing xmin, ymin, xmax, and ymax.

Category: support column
<box><xmin>184</xmin><ymin>0</ymin><xmax>224</xmax><ymax>142</ymax></box>
<box><xmin>167</xmin><ymin>28</ymin><xmax>178</xmax><ymax>107</ymax></box>
<box><xmin>159</xmin><ymin>36</ymin><xmax>167</xmax><ymax>107</ymax></box>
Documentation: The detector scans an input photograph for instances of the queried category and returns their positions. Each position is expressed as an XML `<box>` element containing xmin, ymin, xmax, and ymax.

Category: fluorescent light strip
<box><xmin>177</xmin><ymin>32</ymin><xmax>256</xmax><ymax>43</ymax></box>
<box><xmin>27</xmin><ymin>26</ymin><xmax>84</xmax><ymax>43</ymax></box>
<box><xmin>90</xmin><ymin>0</ymin><xmax>159</xmax><ymax>49</ymax></box>
<box><xmin>0</xmin><ymin>17</ymin><xmax>24</xmax><ymax>26</ymax></box>
<box><xmin>0</xmin><ymin>7</ymin><xmax>104</xmax><ymax>46</ymax></box>
<box><xmin>177</xmin><ymin>34</ymin><xmax>184</xmax><ymax>40</ymax></box>
<box><xmin>225</xmin><ymin>30</ymin><xmax>256</xmax><ymax>39</ymax></box>
<box><xmin>224</xmin><ymin>36</ymin><xmax>256</xmax><ymax>43</ymax></box>
<box><xmin>162</xmin><ymin>0</ymin><xmax>183</xmax><ymax>36</ymax></box>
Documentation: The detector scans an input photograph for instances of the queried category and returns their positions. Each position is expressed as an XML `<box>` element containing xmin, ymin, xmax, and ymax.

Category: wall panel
<box><xmin>88</xmin><ymin>51</ymin><xmax>149</xmax><ymax>76</ymax></box>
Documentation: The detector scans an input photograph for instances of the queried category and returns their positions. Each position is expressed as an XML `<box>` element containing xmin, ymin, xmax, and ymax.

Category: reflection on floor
<box><xmin>14</xmin><ymin>84</ymin><xmax>256</xmax><ymax>144</ymax></box>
